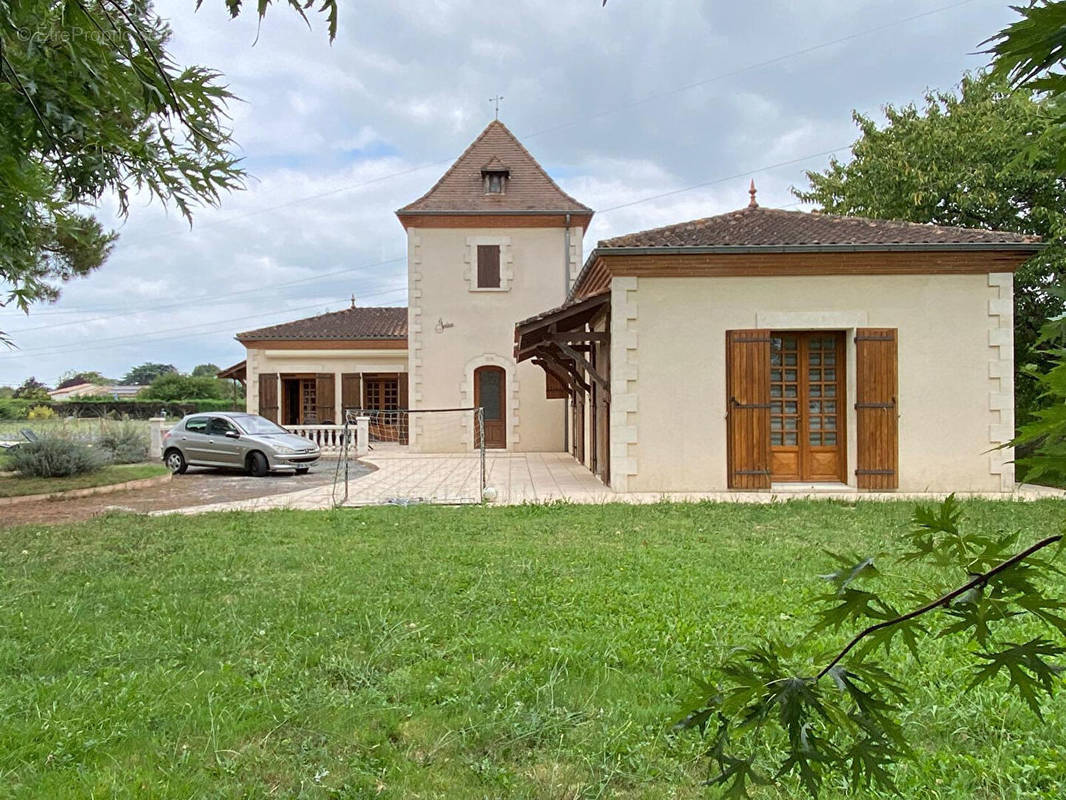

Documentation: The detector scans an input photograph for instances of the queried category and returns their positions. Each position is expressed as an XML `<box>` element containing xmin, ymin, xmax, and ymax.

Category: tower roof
<box><xmin>397</xmin><ymin>120</ymin><xmax>592</xmax><ymax>217</ymax></box>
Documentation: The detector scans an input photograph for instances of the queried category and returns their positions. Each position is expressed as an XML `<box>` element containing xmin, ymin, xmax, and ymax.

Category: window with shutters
<box><xmin>466</xmin><ymin>237</ymin><xmax>511</xmax><ymax>291</ymax></box>
<box><xmin>477</xmin><ymin>245</ymin><xmax>501</xmax><ymax>289</ymax></box>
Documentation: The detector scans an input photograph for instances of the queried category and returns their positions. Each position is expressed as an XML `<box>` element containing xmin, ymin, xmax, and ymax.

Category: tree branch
<box><xmin>100</xmin><ymin>0</ymin><xmax>221</xmax><ymax>146</ymax></box>
<box><xmin>816</xmin><ymin>534</ymin><xmax>1064</xmax><ymax>680</ymax></box>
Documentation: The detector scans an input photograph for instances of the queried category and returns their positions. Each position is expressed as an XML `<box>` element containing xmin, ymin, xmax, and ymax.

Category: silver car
<box><xmin>162</xmin><ymin>412</ymin><xmax>321</xmax><ymax>476</ymax></box>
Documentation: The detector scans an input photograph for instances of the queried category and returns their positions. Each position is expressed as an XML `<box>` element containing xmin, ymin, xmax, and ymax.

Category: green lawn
<box><xmin>0</xmin><ymin>501</ymin><xmax>1064</xmax><ymax>798</ymax></box>
<box><xmin>0</xmin><ymin>463</ymin><xmax>168</xmax><ymax>498</ymax></box>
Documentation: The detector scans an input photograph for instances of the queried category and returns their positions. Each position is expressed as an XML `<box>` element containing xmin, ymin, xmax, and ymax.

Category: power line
<box><xmin>86</xmin><ymin>0</ymin><xmax>979</xmax><ymax>244</ymax></box>
<box><xmin>522</xmin><ymin>0</ymin><xmax>980</xmax><ymax>142</ymax></box>
<box><xmin>1</xmin><ymin>139</ymin><xmax>836</xmax><ymax>355</ymax></box>
<box><xmin>1</xmin><ymin>255</ymin><xmax>405</xmax><ymax>318</ymax></box>
<box><xmin>596</xmin><ymin>147</ymin><xmax>848</xmax><ymax>215</ymax></box>
<box><xmin>0</xmin><ymin>143</ymin><xmax>840</xmax><ymax>359</ymax></box>
<box><xmin>0</xmin><ymin>289</ymin><xmax>406</xmax><ymax>358</ymax></box>
<box><xmin>1</xmin><ymin>257</ymin><xmax>406</xmax><ymax>334</ymax></box>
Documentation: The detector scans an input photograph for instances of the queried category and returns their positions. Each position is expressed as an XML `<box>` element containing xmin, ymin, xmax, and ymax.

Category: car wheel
<box><xmin>164</xmin><ymin>449</ymin><xmax>187</xmax><ymax>475</ymax></box>
<box><xmin>295</xmin><ymin>467</ymin><xmax>310</xmax><ymax>475</ymax></box>
<box><xmin>247</xmin><ymin>451</ymin><xmax>269</xmax><ymax>477</ymax></box>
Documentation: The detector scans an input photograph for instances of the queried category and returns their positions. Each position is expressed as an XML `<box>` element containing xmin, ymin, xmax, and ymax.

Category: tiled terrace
<box><xmin>161</xmin><ymin>452</ymin><xmax>1064</xmax><ymax>515</ymax></box>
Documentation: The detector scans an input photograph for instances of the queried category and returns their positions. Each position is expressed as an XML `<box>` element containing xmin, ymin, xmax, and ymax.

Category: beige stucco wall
<box><xmin>610</xmin><ymin>272</ymin><xmax>1015</xmax><ymax>493</ymax></box>
<box><xmin>407</xmin><ymin>225</ymin><xmax>582</xmax><ymax>452</ymax></box>
<box><xmin>245</xmin><ymin>348</ymin><xmax>408</xmax><ymax>420</ymax></box>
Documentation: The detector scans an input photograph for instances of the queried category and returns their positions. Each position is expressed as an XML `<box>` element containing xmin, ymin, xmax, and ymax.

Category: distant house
<box><xmin>49</xmin><ymin>382</ymin><xmax>104</xmax><ymax>401</ymax></box>
<box><xmin>232</xmin><ymin>120</ymin><xmax>1040</xmax><ymax>493</ymax></box>
<box><xmin>48</xmin><ymin>382</ymin><xmax>147</xmax><ymax>401</ymax></box>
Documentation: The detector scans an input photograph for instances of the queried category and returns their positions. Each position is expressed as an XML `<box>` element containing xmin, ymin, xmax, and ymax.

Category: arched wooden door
<box><xmin>474</xmin><ymin>365</ymin><xmax>506</xmax><ymax>449</ymax></box>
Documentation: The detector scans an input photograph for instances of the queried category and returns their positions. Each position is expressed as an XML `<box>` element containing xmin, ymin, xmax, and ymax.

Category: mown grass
<box><xmin>0</xmin><ymin>500</ymin><xmax>1064</xmax><ymax>798</ymax></box>
<box><xmin>0</xmin><ymin>463</ymin><xmax>168</xmax><ymax>498</ymax></box>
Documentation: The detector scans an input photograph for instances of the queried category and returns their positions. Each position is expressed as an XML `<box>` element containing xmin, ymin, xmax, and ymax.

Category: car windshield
<box><xmin>232</xmin><ymin>415</ymin><xmax>288</xmax><ymax>435</ymax></box>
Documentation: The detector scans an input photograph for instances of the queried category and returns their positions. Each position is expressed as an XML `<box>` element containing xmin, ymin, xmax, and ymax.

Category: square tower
<box><xmin>397</xmin><ymin>121</ymin><xmax>592</xmax><ymax>451</ymax></box>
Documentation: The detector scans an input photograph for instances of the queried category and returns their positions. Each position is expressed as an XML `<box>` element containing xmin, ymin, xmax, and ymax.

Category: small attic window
<box><xmin>481</xmin><ymin>159</ymin><xmax>510</xmax><ymax>195</ymax></box>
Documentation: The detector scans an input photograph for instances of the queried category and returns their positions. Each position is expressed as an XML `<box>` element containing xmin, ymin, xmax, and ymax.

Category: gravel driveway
<box><xmin>0</xmin><ymin>460</ymin><xmax>371</xmax><ymax>528</ymax></box>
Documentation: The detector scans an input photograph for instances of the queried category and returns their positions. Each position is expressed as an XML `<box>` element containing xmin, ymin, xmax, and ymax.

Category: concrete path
<box><xmin>157</xmin><ymin>451</ymin><xmax>1064</xmax><ymax>515</ymax></box>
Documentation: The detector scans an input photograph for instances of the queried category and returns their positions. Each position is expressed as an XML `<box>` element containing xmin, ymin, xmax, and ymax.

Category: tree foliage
<box><xmin>0</xmin><ymin>1</ymin><xmax>243</xmax><ymax>318</ymax></box>
<box><xmin>0</xmin><ymin>0</ymin><xmax>337</xmax><ymax>339</ymax></box>
<box><xmin>138</xmin><ymin>371</ymin><xmax>225</xmax><ymax>401</ymax></box>
<box><xmin>794</xmin><ymin>72</ymin><xmax>1066</xmax><ymax>420</ymax></box>
<box><xmin>985</xmin><ymin>0</ymin><xmax>1066</xmax><ymax>138</ymax></box>
<box><xmin>121</xmin><ymin>362</ymin><xmax>177</xmax><ymax>385</ymax></box>
<box><xmin>12</xmin><ymin>376</ymin><xmax>50</xmax><ymax>401</ymax></box>
<box><xmin>676</xmin><ymin>497</ymin><xmax>1066</xmax><ymax>797</ymax></box>
<box><xmin>1011</xmin><ymin>286</ymin><xmax>1066</xmax><ymax>485</ymax></box>
<box><xmin>56</xmin><ymin>370</ymin><xmax>110</xmax><ymax>389</ymax></box>
<box><xmin>191</xmin><ymin>362</ymin><xmax>221</xmax><ymax>378</ymax></box>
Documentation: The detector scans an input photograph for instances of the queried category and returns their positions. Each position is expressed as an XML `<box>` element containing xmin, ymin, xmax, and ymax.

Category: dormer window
<box><xmin>481</xmin><ymin>157</ymin><xmax>510</xmax><ymax>195</ymax></box>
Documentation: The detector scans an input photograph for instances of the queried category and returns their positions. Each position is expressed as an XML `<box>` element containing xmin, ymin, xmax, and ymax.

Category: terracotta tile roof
<box><xmin>236</xmin><ymin>306</ymin><xmax>408</xmax><ymax>341</ymax></box>
<box><xmin>397</xmin><ymin>120</ymin><xmax>592</xmax><ymax>215</ymax></box>
<box><xmin>599</xmin><ymin>206</ymin><xmax>1043</xmax><ymax>249</ymax></box>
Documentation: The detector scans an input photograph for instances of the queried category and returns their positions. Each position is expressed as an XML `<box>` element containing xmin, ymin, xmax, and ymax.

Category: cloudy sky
<box><xmin>0</xmin><ymin>0</ymin><xmax>1020</xmax><ymax>387</ymax></box>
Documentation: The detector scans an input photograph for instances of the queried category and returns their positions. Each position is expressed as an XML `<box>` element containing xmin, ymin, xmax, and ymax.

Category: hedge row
<box><xmin>0</xmin><ymin>398</ymin><xmax>242</xmax><ymax>420</ymax></box>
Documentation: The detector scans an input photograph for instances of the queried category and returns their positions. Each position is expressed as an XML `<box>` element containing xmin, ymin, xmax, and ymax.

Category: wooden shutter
<box><xmin>477</xmin><ymin>245</ymin><xmax>501</xmax><ymax>288</ymax></box>
<box><xmin>572</xmin><ymin>391</ymin><xmax>585</xmax><ymax>463</ymax></box>
<box><xmin>341</xmin><ymin>373</ymin><xmax>361</xmax><ymax>415</ymax></box>
<box><xmin>546</xmin><ymin>371</ymin><xmax>567</xmax><ymax>399</ymax></box>
<box><xmin>726</xmin><ymin>329</ymin><xmax>772</xmax><ymax>489</ymax></box>
<box><xmin>258</xmin><ymin>373</ymin><xmax>278</xmax><ymax>423</ymax></box>
<box><xmin>855</xmin><ymin>328</ymin><xmax>898</xmax><ymax>489</ymax></box>
<box><xmin>316</xmin><ymin>373</ymin><xmax>336</xmax><ymax>424</ymax></box>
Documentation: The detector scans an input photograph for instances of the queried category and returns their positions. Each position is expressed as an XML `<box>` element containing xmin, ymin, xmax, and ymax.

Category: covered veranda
<box><xmin>513</xmin><ymin>291</ymin><xmax>611</xmax><ymax>485</ymax></box>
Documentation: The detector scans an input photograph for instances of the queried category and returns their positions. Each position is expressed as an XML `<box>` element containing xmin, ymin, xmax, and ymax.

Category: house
<box><xmin>235</xmin><ymin>120</ymin><xmax>589</xmax><ymax>451</ymax></box>
<box><xmin>48</xmin><ymin>382</ymin><xmax>148</xmax><ymax>401</ymax></box>
<box><xmin>515</xmin><ymin>187</ymin><xmax>1041</xmax><ymax>493</ymax></box>
<box><xmin>49</xmin><ymin>382</ymin><xmax>106</xmax><ymax>401</ymax></box>
<box><xmin>233</xmin><ymin>119</ymin><xmax>1040</xmax><ymax>494</ymax></box>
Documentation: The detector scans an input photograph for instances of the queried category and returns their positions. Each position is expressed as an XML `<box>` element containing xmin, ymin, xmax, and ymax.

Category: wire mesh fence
<box><xmin>332</xmin><ymin>408</ymin><xmax>486</xmax><ymax>506</ymax></box>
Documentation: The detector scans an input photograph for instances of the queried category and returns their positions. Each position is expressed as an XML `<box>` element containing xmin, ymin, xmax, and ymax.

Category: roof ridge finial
<box><xmin>350</xmin><ymin>294</ymin><xmax>356</xmax><ymax>309</ymax></box>
<box><xmin>748</xmin><ymin>179</ymin><xmax>758</xmax><ymax>209</ymax></box>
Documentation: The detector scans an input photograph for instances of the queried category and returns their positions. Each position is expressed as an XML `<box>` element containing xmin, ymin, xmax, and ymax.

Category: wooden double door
<box><xmin>769</xmin><ymin>331</ymin><xmax>846</xmax><ymax>482</ymax></box>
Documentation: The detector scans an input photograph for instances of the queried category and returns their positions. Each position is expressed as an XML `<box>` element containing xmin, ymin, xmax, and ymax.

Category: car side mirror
<box><xmin>224</xmin><ymin>430</ymin><xmax>241</xmax><ymax>439</ymax></box>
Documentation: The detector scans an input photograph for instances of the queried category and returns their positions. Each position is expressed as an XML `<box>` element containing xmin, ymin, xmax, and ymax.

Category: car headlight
<box><xmin>273</xmin><ymin>446</ymin><xmax>296</xmax><ymax>455</ymax></box>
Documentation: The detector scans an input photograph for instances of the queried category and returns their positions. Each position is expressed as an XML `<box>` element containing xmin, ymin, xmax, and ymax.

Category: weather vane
<box><xmin>490</xmin><ymin>95</ymin><xmax>504</xmax><ymax>120</ymax></box>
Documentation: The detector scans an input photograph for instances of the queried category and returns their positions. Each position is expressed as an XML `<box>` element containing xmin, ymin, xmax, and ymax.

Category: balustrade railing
<box><xmin>284</xmin><ymin>424</ymin><xmax>347</xmax><ymax>453</ymax></box>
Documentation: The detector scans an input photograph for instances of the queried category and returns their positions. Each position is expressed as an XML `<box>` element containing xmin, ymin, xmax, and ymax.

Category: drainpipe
<box><xmin>564</xmin><ymin>213</ymin><xmax>572</xmax><ymax>295</ymax></box>
<box><xmin>563</xmin><ymin>213</ymin><xmax>572</xmax><ymax>453</ymax></box>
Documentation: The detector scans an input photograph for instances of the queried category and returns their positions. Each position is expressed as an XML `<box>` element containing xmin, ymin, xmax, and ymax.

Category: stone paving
<box><xmin>157</xmin><ymin>450</ymin><xmax>1064</xmax><ymax>516</ymax></box>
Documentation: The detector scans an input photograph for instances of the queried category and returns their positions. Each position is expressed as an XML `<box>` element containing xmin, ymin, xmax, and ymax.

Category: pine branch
<box><xmin>816</xmin><ymin>534</ymin><xmax>1064</xmax><ymax>681</ymax></box>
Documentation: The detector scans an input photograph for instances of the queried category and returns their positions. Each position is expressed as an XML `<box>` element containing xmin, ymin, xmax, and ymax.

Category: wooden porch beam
<box><xmin>555</xmin><ymin>342</ymin><xmax>610</xmax><ymax>398</ymax></box>
<box><xmin>550</xmin><ymin>332</ymin><xmax>609</xmax><ymax>344</ymax></box>
<box><xmin>533</xmin><ymin>356</ymin><xmax>589</xmax><ymax>395</ymax></box>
